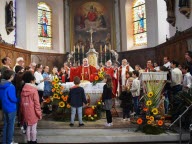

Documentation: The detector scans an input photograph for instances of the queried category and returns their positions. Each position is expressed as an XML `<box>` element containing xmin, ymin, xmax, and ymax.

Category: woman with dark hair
<box><xmin>102</xmin><ymin>74</ymin><xmax>113</xmax><ymax>127</ymax></box>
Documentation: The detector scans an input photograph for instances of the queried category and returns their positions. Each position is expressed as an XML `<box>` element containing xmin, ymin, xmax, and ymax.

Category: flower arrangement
<box><xmin>49</xmin><ymin>77</ymin><xmax>71</xmax><ymax>121</ymax></box>
<box><xmin>83</xmin><ymin>100</ymin><xmax>103</xmax><ymax>121</ymax></box>
<box><xmin>92</xmin><ymin>67</ymin><xmax>105</xmax><ymax>85</ymax></box>
<box><xmin>136</xmin><ymin>80</ymin><xmax>166</xmax><ymax>134</ymax></box>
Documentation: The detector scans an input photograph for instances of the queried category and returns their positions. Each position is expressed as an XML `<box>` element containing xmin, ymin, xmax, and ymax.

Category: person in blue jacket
<box><xmin>0</xmin><ymin>69</ymin><xmax>18</xmax><ymax>144</ymax></box>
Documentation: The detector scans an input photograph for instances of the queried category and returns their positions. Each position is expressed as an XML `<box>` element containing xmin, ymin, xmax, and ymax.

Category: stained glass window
<box><xmin>38</xmin><ymin>2</ymin><xmax>52</xmax><ymax>49</ymax></box>
<box><xmin>133</xmin><ymin>0</ymin><xmax>147</xmax><ymax>46</ymax></box>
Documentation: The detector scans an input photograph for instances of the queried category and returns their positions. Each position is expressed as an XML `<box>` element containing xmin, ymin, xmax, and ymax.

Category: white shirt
<box><xmin>164</xmin><ymin>62</ymin><xmax>171</xmax><ymax>69</ymax></box>
<box><xmin>121</xmin><ymin>66</ymin><xmax>127</xmax><ymax>86</ymax></box>
<box><xmin>183</xmin><ymin>72</ymin><xmax>192</xmax><ymax>91</ymax></box>
<box><xmin>154</xmin><ymin>66</ymin><xmax>160</xmax><ymax>71</ymax></box>
<box><xmin>130</xmin><ymin>77</ymin><xmax>140</xmax><ymax>97</ymax></box>
<box><xmin>34</xmin><ymin>71</ymin><xmax>44</xmax><ymax>91</ymax></box>
<box><xmin>171</xmin><ymin>67</ymin><xmax>183</xmax><ymax>87</ymax></box>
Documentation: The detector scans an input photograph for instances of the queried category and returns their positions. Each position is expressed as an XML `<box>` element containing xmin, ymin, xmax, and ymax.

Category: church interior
<box><xmin>0</xmin><ymin>0</ymin><xmax>192</xmax><ymax>143</ymax></box>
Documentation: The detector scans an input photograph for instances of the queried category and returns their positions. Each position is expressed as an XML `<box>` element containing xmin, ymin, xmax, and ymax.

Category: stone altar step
<box><xmin>12</xmin><ymin>128</ymin><xmax>190</xmax><ymax>143</ymax></box>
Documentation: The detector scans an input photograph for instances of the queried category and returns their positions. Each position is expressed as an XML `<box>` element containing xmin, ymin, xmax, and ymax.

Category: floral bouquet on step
<box><xmin>136</xmin><ymin>79</ymin><xmax>166</xmax><ymax>134</ymax></box>
<box><xmin>92</xmin><ymin>67</ymin><xmax>105</xmax><ymax>85</ymax></box>
<box><xmin>50</xmin><ymin>77</ymin><xmax>71</xmax><ymax>121</ymax></box>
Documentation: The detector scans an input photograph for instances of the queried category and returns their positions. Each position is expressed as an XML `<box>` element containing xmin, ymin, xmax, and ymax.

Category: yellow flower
<box><xmin>147</xmin><ymin>92</ymin><xmax>154</xmax><ymax>98</ymax></box>
<box><xmin>54</xmin><ymin>84</ymin><xmax>59</xmax><ymax>89</ymax></box>
<box><xmin>60</xmin><ymin>86</ymin><xmax>64</xmax><ymax>90</ymax></box>
<box><xmin>149</xmin><ymin>116</ymin><xmax>154</xmax><ymax>121</ymax></box>
<box><xmin>152</xmin><ymin>108</ymin><xmax>158</xmax><ymax>115</ymax></box>
<box><xmin>88</xmin><ymin>115</ymin><xmax>91</xmax><ymax>117</ymax></box>
<box><xmin>147</xmin><ymin>120</ymin><xmax>152</xmax><ymax>125</ymax></box>
<box><xmin>91</xmin><ymin>117</ymin><xmax>94</xmax><ymax>120</ymax></box>
<box><xmin>59</xmin><ymin>101</ymin><xmax>65</xmax><ymax>107</ymax></box>
<box><xmin>100</xmin><ymin>67</ymin><xmax>104</xmax><ymax>72</ymax></box>
<box><xmin>146</xmin><ymin>100</ymin><xmax>152</xmax><ymax>106</ymax></box>
<box><xmin>98</xmin><ymin>102</ymin><xmax>101</xmax><ymax>105</ymax></box>
<box><xmin>54</xmin><ymin>77</ymin><xmax>59</xmax><ymax>82</ymax></box>
<box><xmin>98</xmin><ymin>71</ymin><xmax>102</xmax><ymax>76</ymax></box>
<box><xmin>94</xmin><ymin>114</ymin><xmax>97</xmax><ymax>117</ymax></box>
<box><xmin>146</xmin><ymin>116</ymin><xmax>150</xmax><ymax>119</ymax></box>
<box><xmin>53</xmin><ymin>93</ymin><xmax>58</xmax><ymax>98</ymax></box>
<box><xmin>92</xmin><ymin>106</ymin><xmax>95</xmax><ymax>109</ymax></box>
<box><xmin>56</xmin><ymin>88</ymin><xmax>60</xmax><ymax>93</ymax></box>
<box><xmin>94</xmin><ymin>76</ymin><xmax>99</xmax><ymax>81</ymax></box>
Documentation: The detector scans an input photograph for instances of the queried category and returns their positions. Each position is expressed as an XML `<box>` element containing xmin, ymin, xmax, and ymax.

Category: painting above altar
<box><xmin>70</xmin><ymin>0</ymin><xmax>115</xmax><ymax>53</ymax></box>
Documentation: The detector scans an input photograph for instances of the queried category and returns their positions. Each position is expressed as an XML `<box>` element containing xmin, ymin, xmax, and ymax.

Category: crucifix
<box><xmin>86</xmin><ymin>27</ymin><xmax>96</xmax><ymax>46</ymax></box>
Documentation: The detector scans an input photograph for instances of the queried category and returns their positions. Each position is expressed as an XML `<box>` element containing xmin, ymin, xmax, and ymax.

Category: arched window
<box><xmin>133</xmin><ymin>0</ymin><xmax>147</xmax><ymax>46</ymax></box>
<box><xmin>38</xmin><ymin>2</ymin><xmax>52</xmax><ymax>49</ymax></box>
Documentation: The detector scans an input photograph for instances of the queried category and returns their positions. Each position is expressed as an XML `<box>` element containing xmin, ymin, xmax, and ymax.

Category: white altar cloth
<box><xmin>61</xmin><ymin>82</ymin><xmax>105</xmax><ymax>104</ymax></box>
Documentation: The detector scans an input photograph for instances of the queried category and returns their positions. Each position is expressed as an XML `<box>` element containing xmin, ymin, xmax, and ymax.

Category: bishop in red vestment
<box><xmin>70</xmin><ymin>58</ymin><xmax>97</xmax><ymax>82</ymax></box>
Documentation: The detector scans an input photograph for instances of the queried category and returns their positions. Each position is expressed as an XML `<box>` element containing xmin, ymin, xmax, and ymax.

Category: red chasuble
<box><xmin>70</xmin><ymin>65</ymin><xmax>97</xmax><ymax>82</ymax></box>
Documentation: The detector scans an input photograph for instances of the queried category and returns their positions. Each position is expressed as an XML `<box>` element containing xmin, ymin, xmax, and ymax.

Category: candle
<box><xmin>62</xmin><ymin>75</ymin><xmax>65</xmax><ymax>83</ymax></box>
<box><xmin>104</xmin><ymin>45</ymin><xmax>106</xmax><ymax>53</ymax></box>
<box><xmin>82</xmin><ymin>46</ymin><xmax>84</xmax><ymax>53</ymax></box>
<box><xmin>100</xmin><ymin>45</ymin><xmax>102</xmax><ymax>53</ymax></box>
<box><xmin>74</xmin><ymin>46</ymin><xmax>75</xmax><ymax>52</ymax></box>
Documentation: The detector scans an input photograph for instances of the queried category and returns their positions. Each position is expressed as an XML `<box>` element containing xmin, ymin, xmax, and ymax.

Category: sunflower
<box><xmin>146</xmin><ymin>115</ymin><xmax>150</xmax><ymax>119</ymax></box>
<box><xmin>94</xmin><ymin>76</ymin><xmax>99</xmax><ymax>81</ymax></box>
<box><xmin>146</xmin><ymin>100</ymin><xmax>152</xmax><ymax>106</ymax></box>
<box><xmin>53</xmin><ymin>93</ymin><xmax>58</xmax><ymax>98</ymax></box>
<box><xmin>147</xmin><ymin>120</ymin><xmax>152</xmax><ymax>125</ymax></box>
<box><xmin>67</xmin><ymin>104</ymin><xmax>71</xmax><ymax>108</ymax></box>
<box><xmin>54</xmin><ymin>84</ymin><xmax>59</xmax><ymax>89</ymax></box>
<box><xmin>147</xmin><ymin>92</ymin><xmax>154</xmax><ymax>98</ymax></box>
<box><xmin>98</xmin><ymin>71</ymin><xmax>102</xmax><ymax>76</ymax></box>
<box><xmin>56</xmin><ymin>88</ymin><xmax>60</xmax><ymax>93</ymax></box>
<box><xmin>149</xmin><ymin>116</ymin><xmax>154</xmax><ymax>121</ymax></box>
<box><xmin>137</xmin><ymin>118</ymin><xmax>143</xmax><ymax>125</ymax></box>
<box><xmin>59</xmin><ymin>101</ymin><xmax>65</xmax><ymax>107</ymax></box>
<box><xmin>157</xmin><ymin>120</ymin><xmax>163</xmax><ymax>126</ymax></box>
<box><xmin>54</xmin><ymin>77</ymin><xmax>59</xmax><ymax>83</ymax></box>
<box><xmin>152</xmin><ymin>108</ymin><xmax>158</xmax><ymax>115</ymax></box>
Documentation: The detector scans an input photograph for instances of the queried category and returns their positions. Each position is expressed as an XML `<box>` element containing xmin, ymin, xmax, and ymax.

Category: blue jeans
<box><xmin>133</xmin><ymin>96</ymin><xmax>139</xmax><ymax>115</ymax></box>
<box><xmin>2</xmin><ymin>111</ymin><xmax>16</xmax><ymax>144</ymax></box>
<box><xmin>71</xmin><ymin>106</ymin><xmax>83</xmax><ymax>124</ymax></box>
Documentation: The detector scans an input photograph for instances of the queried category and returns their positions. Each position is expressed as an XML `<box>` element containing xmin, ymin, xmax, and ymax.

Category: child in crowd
<box><xmin>119</xmin><ymin>71</ymin><xmax>133</xmax><ymax>121</ymax></box>
<box><xmin>68</xmin><ymin>76</ymin><xmax>87</xmax><ymax>127</ymax></box>
<box><xmin>102</xmin><ymin>74</ymin><xmax>113</xmax><ymax>127</ymax></box>
<box><xmin>20</xmin><ymin>71</ymin><xmax>42</xmax><ymax>144</ymax></box>
<box><xmin>130</xmin><ymin>71</ymin><xmax>140</xmax><ymax>116</ymax></box>
<box><xmin>0</xmin><ymin>69</ymin><xmax>18</xmax><ymax>144</ymax></box>
<box><xmin>182</xmin><ymin>65</ymin><xmax>192</xmax><ymax>92</ymax></box>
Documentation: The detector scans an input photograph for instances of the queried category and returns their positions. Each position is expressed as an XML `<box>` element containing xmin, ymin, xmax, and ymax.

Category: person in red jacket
<box><xmin>20</xmin><ymin>71</ymin><xmax>42</xmax><ymax>144</ymax></box>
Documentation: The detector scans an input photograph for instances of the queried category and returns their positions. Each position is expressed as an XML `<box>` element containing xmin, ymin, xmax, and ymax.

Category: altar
<box><xmin>61</xmin><ymin>82</ymin><xmax>105</xmax><ymax>105</ymax></box>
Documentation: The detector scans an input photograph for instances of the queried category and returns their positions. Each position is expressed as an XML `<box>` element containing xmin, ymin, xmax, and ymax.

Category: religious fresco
<box><xmin>133</xmin><ymin>0</ymin><xmax>147</xmax><ymax>46</ymax></box>
<box><xmin>70</xmin><ymin>0</ymin><xmax>115</xmax><ymax>53</ymax></box>
<box><xmin>38</xmin><ymin>2</ymin><xmax>52</xmax><ymax>49</ymax></box>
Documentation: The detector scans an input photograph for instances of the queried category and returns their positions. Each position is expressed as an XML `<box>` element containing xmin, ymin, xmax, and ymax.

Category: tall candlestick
<box><xmin>104</xmin><ymin>45</ymin><xmax>106</xmax><ymax>53</ymax></box>
<box><xmin>109</xmin><ymin>44</ymin><xmax>111</xmax><ymax>50</ymax></box>
<box><xmin>100</xmin><ymin>45</ymin><xmax>102</xmax><ymax>53</ymax></box>
<box><xmin>74</xmin><ymin>46</ymin><xmax>75</xmax><ymax>52</ymax></box>
<box><xmin>78</xmin><ymin>45</ymin><xmax>80</xmax><ymax>53</ymax></box>
<box><xmin>82</xmin><ymin>46</ymin><xmax>84</xmax><ymax>53</ymax></box>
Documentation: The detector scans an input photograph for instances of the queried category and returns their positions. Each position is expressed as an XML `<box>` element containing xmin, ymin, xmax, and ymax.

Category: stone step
<box><xmin>8</xmin><ymin>128</ymin><xmax>190</xmax><ymax>143</ymax></box>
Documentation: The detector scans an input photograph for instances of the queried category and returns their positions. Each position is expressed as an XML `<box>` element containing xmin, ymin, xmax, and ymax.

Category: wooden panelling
<box><xmin>0</xmin><ymin>44</ymin><xmax>31</xmax><ymax>68</ymax></box>
<box><xmin>31</xmin><ymin>52</ymin><xmax>67</xmax><ymax>70</ymax></box>
<box><xmin>119</xmin><ymin>27</ymin><xmax>192</xmax><ymax>68</ymax></box>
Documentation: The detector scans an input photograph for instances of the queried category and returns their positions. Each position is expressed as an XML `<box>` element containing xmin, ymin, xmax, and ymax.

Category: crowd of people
<box><xmin>0</xmin><ymin>50</ymin><xmax>192</xmax><ymax>143</ymax></box>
